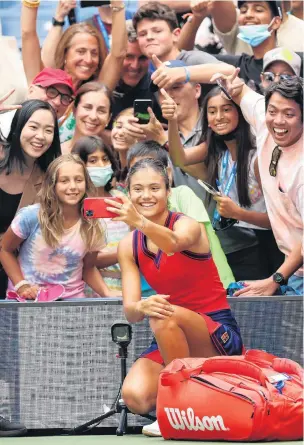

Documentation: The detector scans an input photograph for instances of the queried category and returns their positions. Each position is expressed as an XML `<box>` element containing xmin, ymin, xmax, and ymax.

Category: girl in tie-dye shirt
<box><xmin>0</xmin><ymin>154</ymin><xmax>108</xmax><ymax>300</ymax></box>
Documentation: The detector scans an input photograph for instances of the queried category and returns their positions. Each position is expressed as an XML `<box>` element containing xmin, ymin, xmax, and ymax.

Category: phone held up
<box><xmin>133</xmin><ymin>99</ymin><xmax>152</xmax><ymax>125</ymax></box>
<box><xmin>216</xmin><ymin>79</ymin><xmax>232</xmax><ymax>101</ymax></box>
<box><xmin>83</xmin><ymin>197</ymin><xmax>122</xmax><ymax>219</ymax></box>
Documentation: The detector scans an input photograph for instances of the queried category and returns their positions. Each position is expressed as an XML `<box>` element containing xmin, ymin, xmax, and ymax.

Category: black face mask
<box><xmin>214</xmin><ymin>129</ymin><xmax>238</xmax><ymax>142</ymax></box>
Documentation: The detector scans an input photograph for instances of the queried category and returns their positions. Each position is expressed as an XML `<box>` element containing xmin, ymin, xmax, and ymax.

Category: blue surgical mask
<box><xmin>87</xmin><ymin>166</ymin><xmax>113</xmax><ymax>187</ymax></box>
<box><xmin>237</xmin><ymin>23</ymin><xmax>273</xmax><ymax>47</ymax></box>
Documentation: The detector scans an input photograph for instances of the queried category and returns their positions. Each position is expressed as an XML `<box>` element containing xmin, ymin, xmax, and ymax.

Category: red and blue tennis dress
<box><xmin>133</xmin><ymin>212</ymin><xmax>243</xmax><ymax>364</ymax></box>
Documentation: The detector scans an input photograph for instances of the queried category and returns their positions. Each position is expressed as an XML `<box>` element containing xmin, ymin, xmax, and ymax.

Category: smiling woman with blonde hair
<box><xmin>0</xmin><ymin>154</ymin><xmax>112</xmax><ymax>301</ymax></box>
<box><xmin>21</xmin><ymin>0</ymin><xmax>127</xmax><ymax>91</ymax></box>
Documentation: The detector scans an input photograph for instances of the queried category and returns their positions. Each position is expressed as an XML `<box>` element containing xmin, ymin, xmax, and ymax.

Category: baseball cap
<box><xmin>32</xmin><ymin>68</ymin><xmax>75</xmax><ymax>94</ymax></box>
<box><xmin>150</xmin><ymin>59</ymin><xmax>188</xmax><ymax>92</ymax></box>
<box><xmin>238</xmin><ymin>1</ymin><xmax>283</xmax><ymax>19</ymax></box>
<box><xmin>263</xmin><ymin>48</ymin><xmax>301</xmax><ymax>76</ymax></box>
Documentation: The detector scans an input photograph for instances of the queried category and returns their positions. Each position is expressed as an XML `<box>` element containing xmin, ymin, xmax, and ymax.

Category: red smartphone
<box><xmin>83</xmin><ymin>197</ymin><xmax>122</xmax><ymax>219</ymax></box>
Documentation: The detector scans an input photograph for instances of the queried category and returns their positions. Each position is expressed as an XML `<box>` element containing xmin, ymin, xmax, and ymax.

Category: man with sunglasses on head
<box><xmin>212</xmin><ymin>69</ymin><xmax>303</xmax><ymax>297</ymax></box>
<box><xmin>0</xmin><ymin>67</ymin><xmax>74</xmax><ymax>138</ymax></box>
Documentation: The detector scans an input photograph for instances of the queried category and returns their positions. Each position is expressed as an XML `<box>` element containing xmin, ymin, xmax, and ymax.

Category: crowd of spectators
<box><xmin>0</xmin><ymin>0</ymin><xmax>303</xmax><ymax>437</ymax></box>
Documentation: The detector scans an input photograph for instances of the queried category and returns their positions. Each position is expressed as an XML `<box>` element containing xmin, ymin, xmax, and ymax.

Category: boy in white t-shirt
<box><xmin>211</xmin><ymin>69</ymin><xmax>303</xmax><ymax>296</ymax></box>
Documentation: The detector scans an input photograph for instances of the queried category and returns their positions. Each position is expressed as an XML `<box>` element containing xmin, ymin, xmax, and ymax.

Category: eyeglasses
<box><xmin>36</xmin><ymin>85</ymin><xmax>74</xmax><ymax>106</ymax></box>
<box><xmin>269</xmin><ymin>145</ymin><xmax>282</xmax><ymax>177</ymax></box>
<box><xmin>213</xmin><ymin>217</ymin><xmax>238</xmax><ymax>232</ymax></box>
<box><xmin>262</xmin><ymin>72</ymin><xmax>296</xmax><ymax>83</ymax></box>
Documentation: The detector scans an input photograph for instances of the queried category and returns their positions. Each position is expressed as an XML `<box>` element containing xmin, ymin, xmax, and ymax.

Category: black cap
<box><xmin>238</xmin><ymin>1</ymin><xmax>282</xmax><ymax>19</ymax></box>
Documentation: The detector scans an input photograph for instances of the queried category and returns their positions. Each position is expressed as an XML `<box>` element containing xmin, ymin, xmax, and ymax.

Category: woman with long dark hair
<box><xmin>163</xmin><ymin>86</ymin><xmax>284</xmax><ymax>281</ymax></box>
<box><xmin>0</xmin><ymin>99</ymin><xmax>61</xmax><ymax>298</ymax></box>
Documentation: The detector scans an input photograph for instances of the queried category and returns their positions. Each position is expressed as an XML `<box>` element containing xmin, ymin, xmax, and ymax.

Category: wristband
<box><xmin>183</xmin><ymin>66</ymin><xmax>191</xmax><ymax>84</ymax></box>
<box><xmin>52</xmin><ymin>17</ymin><xmax>65</xmax><ymax>27</ymax></box>
<box><xmin>110</xmin><ymin>4</ymin><xmax>125</xmax><ymax>12</ymax></box>
<box><xmin>23</xmin><ymin>0</ymin><xmax>40</xmax><ymax>7</ymax></box>
<box><xmin>138</xmin><ymin>215</ymin><xmax>146</xmax><ymax>232</ymax></box>
<box><xmin>14</xmin><ymin>280</ymin><xmax>31</xmax><ymax>292</ymax></box>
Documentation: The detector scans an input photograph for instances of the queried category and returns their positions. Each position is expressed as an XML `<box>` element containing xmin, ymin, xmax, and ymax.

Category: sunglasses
<box><xmin>262</xmin><ymin>72</ymin><xmax>296</xmax><ymax>83</ymax></box>
<box><xmin>37</xmin><ymin>85</ymin><xmax>74</xmax><ymax>106</ymax></box>
<box><xmin>269</xmin><ymin>145</ymin><xmax>282</xmax><ymax>177</ymax></box>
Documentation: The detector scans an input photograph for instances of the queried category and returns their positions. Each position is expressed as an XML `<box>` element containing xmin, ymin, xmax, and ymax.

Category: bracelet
<box><xmin>110</xmin><ymin>4</ymin><xmax>125</xmax><ymax>12</ymax></box>
<box><xmin>23</xmin><ymin>0</ymin><xmax>40</xmax><ymax>8</ymax></box>
<box><xmin>52</xmin><ymin>17</ymin><xmax>65</xmax><ymax>27</ymax></box>
<box><xmin>138</xmin><ymin>215</ymin><xmax>146</xmax><ymax>232</ymax></box>
<box><xmin>183</xmin><ymin>66</ymin><xmax>191</xmax><ymax>84</ymax></box>
<box><xmin>14</xmin><ymin>280</ymin><xmax>31</xmax><ymax>292</ymax></box>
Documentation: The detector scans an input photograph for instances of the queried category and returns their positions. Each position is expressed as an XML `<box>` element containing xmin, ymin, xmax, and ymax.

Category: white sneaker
<box><xmin>142</xmin><ymin>420</ymin><xmax>161</xmax><ymax>437</ymax></box>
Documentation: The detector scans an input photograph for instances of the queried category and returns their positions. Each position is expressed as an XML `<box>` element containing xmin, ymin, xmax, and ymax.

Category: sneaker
<box><xmin>142</xmin><ymin>420</ymin><xmax>161</xmax><ymax>437</ymax></box>
<box><xmin>0</xmin><ymin>416</ymin><xmax>27</xmax><ymax>437</ymax></box>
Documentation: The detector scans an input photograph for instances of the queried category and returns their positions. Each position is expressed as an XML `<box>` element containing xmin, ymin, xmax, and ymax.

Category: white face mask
<box><xmin>87</xmin><ymin>166</ymin><xmax>113</xmax><ymax>187</ymax></box>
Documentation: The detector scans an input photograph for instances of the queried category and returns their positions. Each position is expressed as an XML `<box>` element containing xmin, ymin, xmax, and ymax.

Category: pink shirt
<box><xmin>241</xmin><ymin>90</ymin><xmax>303</xmax><ymax>276</ymax></box>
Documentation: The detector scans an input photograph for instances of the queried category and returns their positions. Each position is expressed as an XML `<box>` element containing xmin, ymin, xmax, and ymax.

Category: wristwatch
<box><xmin>272</xmin><ymin>272</ymin><xmax>288</xmax><ymax>286</ymax></box>
<box><xmin>52</xmin><ymin>17</ymin><xmax>65</xmax><ymax>26</ymax></box>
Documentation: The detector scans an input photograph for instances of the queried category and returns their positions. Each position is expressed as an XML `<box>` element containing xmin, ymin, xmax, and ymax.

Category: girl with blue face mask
<box><xmin>72</xmin><ymin>136</ymin><xmax>129</xmax><ymax>297</ymax></box>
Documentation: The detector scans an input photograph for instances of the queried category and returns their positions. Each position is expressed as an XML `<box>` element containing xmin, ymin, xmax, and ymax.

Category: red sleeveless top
<box><xmin>133</xmin><ymin>212</ymin><xmax>229</xmax><ymax>314</ymax></box>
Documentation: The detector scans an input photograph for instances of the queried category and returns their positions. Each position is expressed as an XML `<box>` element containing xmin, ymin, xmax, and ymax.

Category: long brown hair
<box><xmin>37</xmin><ymin>154</ymin><xmax>105</xmax><ymax>249</ymax></box>
<box><xmin>55</xmin><ymin>23</ymin><xmax>107</xmax><ymax>80</ymax></box>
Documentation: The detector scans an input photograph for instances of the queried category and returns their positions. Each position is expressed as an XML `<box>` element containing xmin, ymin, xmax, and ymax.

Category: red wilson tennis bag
<box><xmin>157</xmin><ymin>350</ymin><xmax>303</xmax><ymax>441</ymax></box>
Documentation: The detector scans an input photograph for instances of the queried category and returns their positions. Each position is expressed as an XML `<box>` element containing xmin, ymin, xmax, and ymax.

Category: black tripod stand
<box><xmin>70</xmin><ymin>324</ymin><xmax>155</xmax><ymax>436</ymax></box>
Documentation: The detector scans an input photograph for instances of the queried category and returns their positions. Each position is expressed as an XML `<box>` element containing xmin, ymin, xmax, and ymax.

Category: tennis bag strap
<box><xmin>157</xmin><ymin>351</ymin><xmax>303</xmax><ymax>441</ymax></box>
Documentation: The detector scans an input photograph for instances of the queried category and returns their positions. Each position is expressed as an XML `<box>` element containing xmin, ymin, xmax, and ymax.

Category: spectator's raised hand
<box><xmin>55</xmin><ymin>0</ymin><xmax>77</xmax><ymax>22</ymax></box>
<box><xmin>210</xmin><ymin>68</ymin><xmax>245</xmax><ymax>99</ymax></box>
<box><xmin>121</xmin><ymin>115</ymin><xmax>146</xmax><ymax>141</ymax></box>
<box><xmin>160</xmin><ymin>89</ymin><xmax>178</xmax><ymax>122</ymax></box>
<box><xmin>213</xmin><ymin>195</ymin><xmax>241</xmax><ymax>220</ymax></box>
<box><xmin>139</xmin><ymin>107</ymin><xmax>167</xmax><ymax>144</ymax></box>
<box><xmin>190</xmin><ymin>0</ymin><xmax>213</xmax><ymax>19</ymax></box>
<box><xmin>0</xmin><ymin>90</ymin><xmax>22</xmax><ymax>112</ymax></box>
<box><xmin>151</xmin><ymin>55</ymin><xmax>188</xmax><ymax>90</ymax></box>
<box><xmin>121</xmin><ymin>108</ymin><xmax>167</xmax><ymax>145</ymax></box>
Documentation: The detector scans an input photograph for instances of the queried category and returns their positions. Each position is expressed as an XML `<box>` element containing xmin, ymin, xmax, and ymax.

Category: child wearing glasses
<box><xmin>211</xmin><ymin>69</ymin><xmax>303</xmax><ymax>297</ymax></box>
